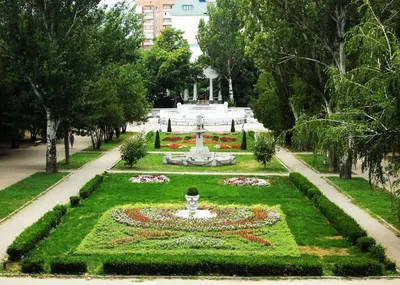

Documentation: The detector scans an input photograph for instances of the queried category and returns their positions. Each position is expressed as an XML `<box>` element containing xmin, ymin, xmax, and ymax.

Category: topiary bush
<box><xmin>79</xmin><ymin>174</ymin><xmax>104</xmax><ymax>199</ymax></box>
<box><xmin>241</xmin><ymin>131</ymin><xmax>247</xmax><ymax>150</ymax></box>
<box><xmin>7</xmin><ymin>205</ymin><xmax>67</xmax><ymax>261</ymax></box>
<box><xmin>70</xmin><ymin>196</ymin><xmax>80</xmax><ymax>208</ymax></box>
<box><xmin>120</xmin><ymin>133</ymin><xmax>147</xmax><ymax>167</ymax></box>
<box><xmin>21</xmin><ymin>258</ymin><xmax>45</xmax><ymax>273</ymax></box>
<box><xmin>332</xmin><ymin>258</ymin><xmax>383</xmax><ymax>276</ymax></box>
<box><xmin>186</xmin><ymin>187</ymin><xmax>199</xmax><ymax>196</ymax></box>
<box><xmin>167</xmin><ymin>118</ymin><xmax>172</xmax><ymax>132</ymax></box>
<box><xmin>230</xmin><ymin>119</ymin><xmax>235</xmax><ymax>132</ymax></box>
<box><xmin>155</xmin><ymin>131</ymin><xmax>161</xmax><ymax>149</ymax></box>
<box><xmin>357</xmin><ymin>236</ymin><xmax>376</xmax><ymax>252</ymax></box>
<box><xmin>50</xmin><ymin>258</ymin><xmax>87</xmax><ymax>274</ymax></box>
<box><xmin>369</xmin><ymin>245</ymin><xmax>386</xmax><ymax>262</ymax></box>
<box><xmin>212</xmin><ymin>135</ymin><xmax>219</xmax><ymax>141</ymax></box>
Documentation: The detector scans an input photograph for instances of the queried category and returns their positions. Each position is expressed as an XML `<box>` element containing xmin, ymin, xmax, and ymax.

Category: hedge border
<box><xmin>79</xmin><ymin>173</ymin><xmax>104</xmax><ymax>199</ymax></box>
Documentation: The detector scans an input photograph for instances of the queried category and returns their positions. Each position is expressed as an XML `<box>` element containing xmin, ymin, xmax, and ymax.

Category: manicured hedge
<box><xmin>79</xmin><ymin>174</ymin><xmax>104</xmax><ymax>199</ymax></box>
<box><xmin>289</xmin><ymin>173</ymin><xmax>367</xmax><ymax>244</ymax></box>
<box><xmin>7</xmin><ymin>205</ymin><xmax>67</xmax><ymax>261</ymax></box>
<box><xmin>21</xmin><ymin>258</ymin><xmax>45</xmax><ymax>273</ymax></box>
<box><xmin>50</xmin><ymin>257</ymin><xmax>87</xmax><ymax>274</ymax></box>
<box><xmin>332</xmin><ymin>258</ymin><xmax>383</xmax><ymax>276</ymax></box>
<box><xmin>70</xmin><ymin>196</ymin><xmax>81</xmax><ymax>208</ymax></box>
<box><xmin>103</xmin><ymin>255</ymin><xmax>323</xmax><ymax>276</ymax></box>
<box><xmin>357</xmin><ymin>236</ymin><xmax>376</xmax><ymax>252</ymax></box>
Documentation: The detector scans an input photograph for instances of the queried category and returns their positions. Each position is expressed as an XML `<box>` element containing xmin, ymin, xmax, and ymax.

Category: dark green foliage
<box><xmin>248</xmin><ymin>130</ymin><xmax>255</xmax><ymax>139</ymax></box>
<box><xmin>332</xmin><ymin>258</ymin><xmax>383</xmax><ymax>276</ymax></box>
<box><xmin>383</xmin><ymin>258</ymin><xmax>397</xmax><ymax>271</ymax></box>
<box><xmin>253</xmin><ymin>132</ymin><xmax>275</xmax><ymax>167</ymax></box>
<box><xmin>103</xmin><ymin>255</ymin><xmax>322</xmax><ymax>276</ymax></box>
<box><xmin>241</xmin><ymin>131</ymin><xmax>247</xmax><ymax>150</ymax></box>
<box><xmin>79</xmin><ymin>174</ymin><xmax>104</xmax><ymax>199</ymax></box>
<box><xmin>155</xmin><ymin>131</ymin><xmax>161</xmax><ymax>149</ymax></box>
<box><xmin>50</xmin><ymin>258</ymin><xmax>87</xmax><ymax>274</ymax></box>
<box><xmin>186</xmin><ymin>187</ymin><xmax>199</xmax><ymax>196</ymax></box>
<box><xmin>231</xmin><ymin>119</ymin><xmax>235</xmax><ymax>132</ymax></box>
<box><xmin>21</xmin><ymin>258</ymin><xmax>45</xmax><ymax>273</ymax></box>
<box><xmin>289</xmin><ymin>173</ymin><xmax>367</xmax><ymax>244</ymax></box>
<box><xmin>184</xmin><ymin>135</ymin><xmax>192</xmax><ymax>140</ymax></box>
<box><xmin>357</xmin><ymin>237</ymin><xmax>376</xmax><ymax>252</ymax></box>
<box><xmin>306</xmin><ymin>188</ymin><xmax>322</xmax><ymax>200</ymax></box>
<box><xmin>212</xmin><ymin>135</ymin><xmax>219</xmax><ymax>141</ymax></box>
<box><xmin>70</xmin><ymin>196</ymin><xmax>81</xmax><ymax>208</ymax></box>
<box><xmin>167</xmin><ymin>119</ymin><xmax>172</xmax><ymax>132</ymax></box>
<box><xmin>369</xmin><ymin>245</ymin><xmax>386</xmax><ymax>262</ymax></box>
<box><xmin>7</xmin><ymin>205</ymin><xmax>67</xmax><ymax>261</ymax></box>
<box><xmin>120</xmin><ymin>134</ymin><xmax>147</xmax><ymax>167</ymax></box>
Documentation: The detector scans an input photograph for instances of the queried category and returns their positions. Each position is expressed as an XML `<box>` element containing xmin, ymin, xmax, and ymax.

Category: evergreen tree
<box><xmin>155</xmin><ymin>131</ymin><xmax>161</xmax><ymax>149</ymax></box>
<box><xmin>167</xmin><ymin>119</ymin><xmax>172</xmax><ymax>132</ymax></box>
<box><xmin>231</xmin><ymin>119</ymin><xmax>235</xmax><ymax>133</ymax></box>
<box><xmin>241</xmin><ymin>131</ymin><xmax>247</xmax><ymax>150</ymax></box>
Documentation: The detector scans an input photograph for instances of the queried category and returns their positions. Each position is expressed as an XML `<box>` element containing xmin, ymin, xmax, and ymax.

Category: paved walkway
<box><xmin>0</xmin><ymin>277</ymin><xmax>399</xmax><ymax>285</ymax></box>
<box><xmin>0</xmin><ymin>135</ymin><xmax>92</xmax><ymax>190</ymax></box>
<box><xmin>275</xmin><ymin>148</ymin><xmax>400</xmax><ymax>265</ymax></box>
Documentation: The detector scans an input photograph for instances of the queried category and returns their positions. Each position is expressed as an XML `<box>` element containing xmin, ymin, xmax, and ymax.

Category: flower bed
<box><xmin>224</xmin><ymin>177</ymin><xmax>270</xmax><ymax>186</ymax></box>
<box><xmin>182</xmin><ymin>139</ymin><xmax>218</xmax><ymax>144</ymax></box>
<box><xmin>162</xmin><ymin>137</ymin><xmax>182</xmax><ymax>142</ymax></box>
<box><xmin>215</xmin><ymin>144</ymin><xmax>241</xmax><ymax>149</ymax></box>
<box><xmin>129</xmin><ymin>175</ymin><xmax>170</xmax><ymax>183</ymax></box>
<box><xmin>161</xmin><ymin>144</ymin><xmax>186</xmax><ymax>149</ymax></box>
<box><xmin>220</xmin><ymin>137</ymin><xmax>237</xmax><ymax>142</ymax></box>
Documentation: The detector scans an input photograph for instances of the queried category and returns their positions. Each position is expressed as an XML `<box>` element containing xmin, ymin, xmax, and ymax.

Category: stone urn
<box><xmin>185</xmin><ymin>195</ymin><xmax>200</xmax><ymax>212</ymax></box>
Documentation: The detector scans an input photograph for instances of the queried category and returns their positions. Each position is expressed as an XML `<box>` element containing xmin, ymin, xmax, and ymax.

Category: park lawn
<box><xmin>84</xmin><ymin>132</ymin><xmax>135</xmax><ymax>151</ymax></box>
<box><xmin>0</xmin><ymin>172</ymin><xmax>67</xmax><ymax>219</ymax></box>
<box><xmin>146</xmin><ymin>131</ymin><xmax>254</xmax><ymax>152</ymax></box>
<box><xmin>328</xmin><ymin>177</ymin><xmax>399</xmax><ymax>230</ymax></box>
<box><xmin>114</xmin><ymin>153</ymin><xmax>288</xmax><ymax>173</ymax></box>
<box><xmin>57</xmin><ymin>152</ymin><xmax>103</xmax><ymax>170</ymax></box>
<box><xmin>296</xmin><ymin>154</ymin><xmax>332</xmax><ymax>173</ymax></box>
<box><xmin>28</xmin><ymin>174</ymin><xmax>362</xmax><ymax>274</ymax></box>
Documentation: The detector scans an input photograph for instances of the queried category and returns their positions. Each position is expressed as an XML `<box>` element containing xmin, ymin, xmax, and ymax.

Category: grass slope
<box><xmin>0</xmin><ymin>172</ymin><xmax>67</xmax><ymax>219</ymax></box>
<box><xmin>84</xmin><ymin>133</ymin><xmax>134</xmax><ymax>151</ymax></box>
<box><xmin>57</xmin><ymin>152</ymin><xmax>103</xmax><ymax>170</ymax></box>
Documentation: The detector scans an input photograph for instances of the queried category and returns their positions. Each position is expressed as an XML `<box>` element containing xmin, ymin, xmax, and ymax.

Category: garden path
<box><xmin>275</xmin><ymin>148</ymin><xmax>400</xmax><ymax>265</ymax></box>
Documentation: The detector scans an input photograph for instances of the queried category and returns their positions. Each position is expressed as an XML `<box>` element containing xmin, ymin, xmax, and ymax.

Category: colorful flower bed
<box><xmin>215</xmin><ymin>144</ymin><xmax>241</xmax><ymax>149</ymax></box>
<box><xmin>129</xmin><ymin>175</ymin><xmax>170</xmax><ymax>183</ymax></box>
<box><xmin>220</xmin><ymin>137</ymin><xmax>238</xmax><ymax>142</ymax></box>
<box><xmin>161</xmin><ymin>144</ymin><xmax>186</xmax><ymax>149</ymax></box>
<box><xmin>189</xmin><ymin>134</ymin><xmax>214</xmax><ymax>139</ymax></box>
<box><xmin>162</xmin><ymin>137</ymin><xmax>182</xmax><ymax>142</ymax></box>
<box><xmin>183</xmin><ymin>139</ymin><xmax>218</xmax><ymax>144</ymax></box>
<box><xmin>224</xmin><ymin>177</ymin><xmax>270</xmax><ymax>186</ymax></box>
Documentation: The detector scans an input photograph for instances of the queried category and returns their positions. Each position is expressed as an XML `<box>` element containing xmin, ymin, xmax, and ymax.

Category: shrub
<box><xmin>332</xmin><ymin>258</ymin><xmax>383</xmax><ymax>276</ymax></box>
<box><xmin>187</xmin><ymin>187</ymin><xmax>199</xmax><ymax>196</ymax></box>
<box><xmin>369</xmin><ymin>245</ymin><xmax>386</xmax><ymax>262</ymax></box>
<box><xmin>383</xmin><ymin>258</ymin><xmax>397</xmax><ymax>271</ymax></box>
<box><xmin>357</xmin><ymin>236</ymin><xmax>376</xmax><ymax>252</ymax></box>
<box><xmin>70</xmin><ymin>196</ymin><xmax>80</xmax><ymax>208</ymax></box>
<box><xmin>212</xmin><ymin>135</ymin><xmax>219</xmax><ymax>141</ymax></box>
<box><xmin>7</xmin><ymin>205</ymin><xmax>67</xmax><ymax>261</ymax></box>
<box><xmin>79</xmin><ymin>174</ymin><xmax>104</xmax><ymax>199</ymax></box>
<box><xmin>50</xmin><ymin>258</ymin><xmax>87</xmax><ymax>274</ymax></box>
<box><xmin>21</xmin><ymin>258</ymin><xmax>45</xmax><ymax>273</ymax></box>
<box><xmin>241</xmin><ymin>131</ymin><xmax>247</xmax><ymax>150</ymax></box>
<box><xmin>167</xmin><ymin>118</ymin><xmax>172</xmax><ymax>132</ymax></box>
<box><xmin>120</xmin><ymin>133</ymin><xmax>147</xmax><ymax>167</ymax></box>
<box><xmin>184</xmin><ymin>135</ymin><xmax>192</xmax><ymax>140</ymax></box>
<box><xmin>103</xmin><ymin>255</ymin><xmax>322</xmax><ymax>276</ymax></box>
<box><xmin>154</xmin><ymin>131</ymin><xmax>161</xmax><ymax>149</ymax></box>
<box><xmin>307</xmin><ymin>188</ymin><xmax>322</xmax><ymax>200</ymax></box>
<box><xmin>253</xmin><ymin>132</ymin><xmax>275</xmax><ymax>167</ymax></box>
<box><xmin>230</xmin><ymin>119</ymin><xmax>235</xmax><ymax>132</ymax></box>
<box><xmin>248</xmin><ymin>130</ymin><xmax>255</xmax><ymax>139</ymax></box>
<box><xmin>227</xmin><ymin>99</ymin><xmax>235</xmax><ymax>107</ymax></box>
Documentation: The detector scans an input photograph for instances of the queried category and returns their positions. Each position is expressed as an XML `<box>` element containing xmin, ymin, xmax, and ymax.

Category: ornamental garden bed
<box><xmin>147</xmin><ymin>131</ymin><xmax>254</xmax><ymax>152</ymax></box>
<box><xmin>3</xmin><ymin>173</ymin><xmax>390</xmax><ymax>276</ymax></box>
<box><xmin>113</xmin><ymin>153</ymin><xmax>288</xmax><ymax>173</ymax></box>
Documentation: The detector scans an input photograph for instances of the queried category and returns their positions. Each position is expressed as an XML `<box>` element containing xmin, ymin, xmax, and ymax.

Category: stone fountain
<box><xmin>163</xmin><ymin>115</ymin><xmax>236</xmax><ymax>166</ymax></box>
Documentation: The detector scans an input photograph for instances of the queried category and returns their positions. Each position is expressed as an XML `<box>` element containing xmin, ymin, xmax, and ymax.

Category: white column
<box><xmin>218</xmin><ymin>80</ymin><xmax>222</xmax><ymax>103</ymax></box>
<box><xmin>184</xmin><ymin>88</ymin><xmax>189</xmax><ymax>103</ymax></box>
<box><xmin>192</xmin><ymin>82</ymin><xmax>197</xmax><ymax>104</ymax></box>
<box><xmin>209</xmin><ymin>78</ymin><xmax>214</xmax><ymax>104</ymax></box>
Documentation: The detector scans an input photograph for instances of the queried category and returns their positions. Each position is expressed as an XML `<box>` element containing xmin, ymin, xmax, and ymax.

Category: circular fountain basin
<box><xmin>174</xmin><ymin>210</ymin><xmax>217</xmax><ymax>219</ymax></box>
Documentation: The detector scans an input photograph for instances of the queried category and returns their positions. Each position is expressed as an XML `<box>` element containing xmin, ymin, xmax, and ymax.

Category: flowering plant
<box><xmin>224</xmin><ymin>177</ymin><xmax>270</xmax><ymax>186</ymax></box>
<box><xmin>162</xmin><ymin>137</ymin><xmax>182</xmax><ymax>142</ymax></box>
<box><xmin>215</xmin><ymin>144</ymin><xmax>241</xmax><ymax>149</ymax></box>
<box><xmin>129</xmin><ymin>175</ymin><xmax>170</xmax><ymax>183</ymax></box>
<box><xmin>161</xmin><ymin>144</ymin><xmax>186</xmax><ymax>149</ymax></box>
<box><xmin>220</xmin><ymin>137</ymin><xmax>237</xmax><ymax>142</ymax></box>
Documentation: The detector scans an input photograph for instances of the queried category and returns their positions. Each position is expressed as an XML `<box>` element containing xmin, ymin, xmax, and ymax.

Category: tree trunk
<box><xmin>227</xmin><ymin>60</ymin><xmax>234</xmax><ymax>101</ymax></box>
<box><xmin>116</xmin><ymin>127</ymin><xmax>121</xmax><ymax>138</ymax></box>
<box><xmin>45</xmin><ymin>110</ymin><xmax>58</xmax><ymax>173</ymax></box>
<box><xmin>340</xmin><ymin>136</ymin><xmax>353</xmax><ymax>179</ymax></box>
<box><xmin>328</xmin><ymin>151</ymin><xmax>338</xmax><ymax>172</ymax></box>
<box><xmin>64</xmin><ymin>128</ymin><xmax>70</xmax><ymax>165</ymax></box>
<box><xmin>122</xmin><ymin>123</ymin><xmax>127</xmax><ymax>134</ymax></box>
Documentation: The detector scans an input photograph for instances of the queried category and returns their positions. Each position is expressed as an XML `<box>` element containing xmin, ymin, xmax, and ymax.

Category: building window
<box><xmin>182</xmin><ymin>5</ymin><xmax>193</xmax><ymax>10</ymax></box>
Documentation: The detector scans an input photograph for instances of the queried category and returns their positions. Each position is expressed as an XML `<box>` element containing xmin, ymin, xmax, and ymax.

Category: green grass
<box><xmin>26</xmin><ymin>174</ymin><xmax>364</xmax><ymax>274</ymax></box>
<box><xmin>296</xmin><ymin>154</ymin><xmax>332</xmax><ymax>173</ymax></box>
<box><xmin>84</xmin><ymin>132</ymin><xmax>134</xmax><ymax>151</ymax></box>
<box><xmin>114</xmin><ymin>153</ymin><xmax>288</xmax><ymax>173</ymax></box>
<box><xmin>0</xmin><ymin>172</ymin><xmax>67</xmax><ymax>219</ymax></box>
<box><xmin>147</xmin><ymin>131</ymin><xmax>253</xmax><ymax>152</ymax></box>
<box><xmin>328</xmin><ymin>177</ymin><xmax>399</xmax><ymax>230</ymax></box>
<box><xmin>57</xmin><ymin>152</ymin><xmax>103</xmax><ymax>169</ymax></box>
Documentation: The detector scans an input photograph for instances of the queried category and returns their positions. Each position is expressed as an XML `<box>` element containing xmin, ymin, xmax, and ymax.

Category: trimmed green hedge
<box><xmin>79</xmin><ymin>174</ymin><xmax>104</xmax><ymax>199</ymax></box>
<box><xmin>289</xmin><ymin>173</ymin><xmax>367</xmax><ymax>244</ymax></box>
<box><xmin>332</xmin><ymin>258</ymin><xmax>383</xmax><ymax>276</ymax></box>
<box><xmin>50</xmin><ymin>258</ymin><xmax>87</xmax><ymax>274</ymax></box>
<box><xmin>357</xmin><ymin>236</ymin><xmax>376</xmax><ymax>252</ymax></box>
<box><xmin>7</xmin><ymin>205</ymin><xmax>67</xmax><ymax>261</ymax></box>
<box><xmin>103</xmin><ymin>256</ymin><xmax>323</xmax><ymax>276</ymax></box>
<box><xmin>70</xmin><ymin>196</ymin><xmax>81</xmax><ymax>208</ymax></box>
<box><xmin>21</xmin><ymin>258</ymin><xmax>45</xmax><ymax>273</ymax></box>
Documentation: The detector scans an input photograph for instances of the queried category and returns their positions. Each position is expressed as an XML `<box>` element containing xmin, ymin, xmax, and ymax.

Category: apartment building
<box><xmin>136</xmin><ymin>0</ymin><xmax>177</xmax><ymax>48</ymax></box>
